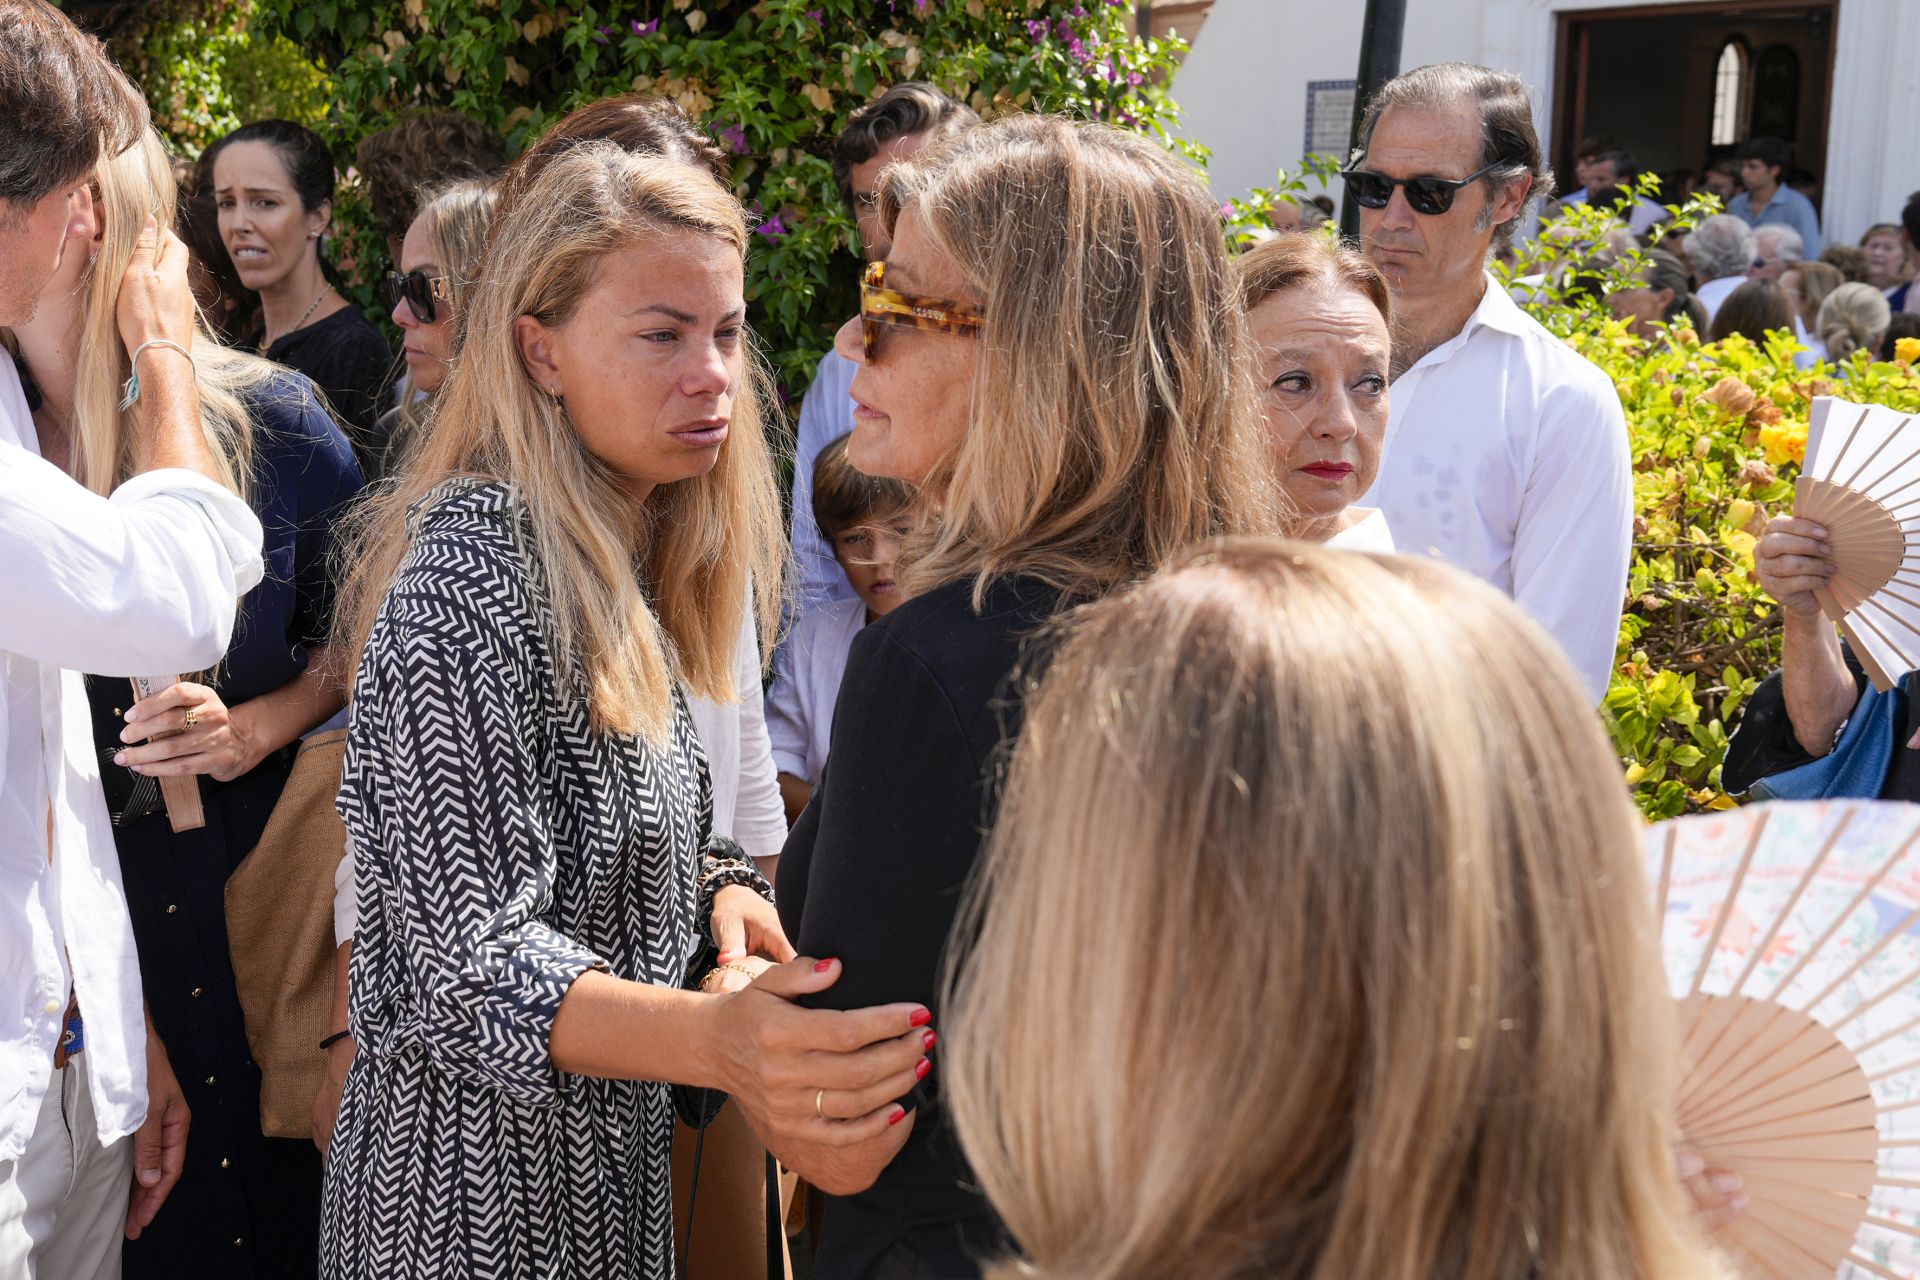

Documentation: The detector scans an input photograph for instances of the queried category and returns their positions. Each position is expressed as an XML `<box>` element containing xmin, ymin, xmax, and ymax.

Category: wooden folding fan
<box><xmin>1794</xmin><ymin>397</ymin><xmax>1920</xmax><ymax>691</ymax></box>
<box><xmin>1649</xmin><ymin>799</ymin><xmax>1920</xmax><ymax>1278</ymax></box>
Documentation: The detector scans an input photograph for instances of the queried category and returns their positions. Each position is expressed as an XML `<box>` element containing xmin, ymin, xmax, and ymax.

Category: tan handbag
<box><xmin>224</xmin><ymin>727</ymin><xmax>350</xmax><ymax>1139</ymax></box>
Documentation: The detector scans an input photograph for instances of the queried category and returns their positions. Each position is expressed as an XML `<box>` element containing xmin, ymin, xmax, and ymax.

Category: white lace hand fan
<box><xmin>1649</xmin><ymin>799</ymin><xmax>1920</xmax><ymax>1278</ymax></box>
<box><xmin>1794</xmin><ymin>397</ymin><xmax>1920</xmax><ymax>691</ymax></box>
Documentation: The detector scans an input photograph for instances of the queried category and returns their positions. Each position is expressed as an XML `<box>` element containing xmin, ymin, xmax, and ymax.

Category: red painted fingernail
<box><xmin>813</xmin><ymin>958</ymin><xmax>835</xmax><ymax>973</ymax></box>
<box><xmin>888</xmin><ymin>1107</ymin><xmax>906</xmax><ymax>1126</ymax></box>
<box><xmin>922</xmin><ymin>1030</ymin><xmax>937</xmax><ymax>1051</ymax></box>
<box><xmin>908</xmin><ymin>1008</ymin><xmax>932</xmax><ymax>1028</ymax></box>
<box><xmin>914</xmin><ymin>1057</ymin><xmax>932</xmax><ymax>1080</ymax></box>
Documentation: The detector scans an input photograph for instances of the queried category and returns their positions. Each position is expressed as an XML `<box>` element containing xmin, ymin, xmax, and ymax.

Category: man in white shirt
<box><xmin>0</xmin><ymin>4</ymin><xmax>265</xmax><ymax>1274</ymax></box>
<box><xmin>790</xmin><ymin>84</ymin><xmax>976</xmax><ymax>612</ymax></box>
<box><xmin>1346</xmin><ymin>62</ymin><xmax>1632</xmax><ymax>702</ymax></box>
<box><xmin>1686</xmin><ymin>214</ymin><xmax>1758</xmax><ymax>324</ymax></box>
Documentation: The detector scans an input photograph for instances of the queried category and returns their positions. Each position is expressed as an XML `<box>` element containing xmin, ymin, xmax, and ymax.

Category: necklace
<box><xmin>279</xmin><ymin>285</ymin><xmax>331</xmax><ymax>344</ymax></box>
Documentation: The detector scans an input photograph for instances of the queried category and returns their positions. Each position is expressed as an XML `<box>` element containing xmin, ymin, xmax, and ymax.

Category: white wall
<box><xmin>1173</xmin><ymin>0</ymin><xmax>1920</xmax><ymax>244</ymax></box>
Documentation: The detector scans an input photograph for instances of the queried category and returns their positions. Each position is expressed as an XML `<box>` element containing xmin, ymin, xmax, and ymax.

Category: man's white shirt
<box><xmin>1364</xmin><ymin>273</ymin><xmax>1632</xmax><ymax>702</ymax></box>
<box><xmin>0</xmin><ymin>355</ymin><xmax>263</xmax><ymax>1160</ymax></box>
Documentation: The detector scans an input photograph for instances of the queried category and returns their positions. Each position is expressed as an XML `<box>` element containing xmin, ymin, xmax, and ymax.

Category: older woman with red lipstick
<box><xmin>1239</xmin><ymin>233</ymin><xmax>1395</xmax><ymax>550</ymax></box>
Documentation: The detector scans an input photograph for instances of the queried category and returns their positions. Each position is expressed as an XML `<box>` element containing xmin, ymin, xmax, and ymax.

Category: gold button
<box><xmin>190</xmin><ymin>987</ymin><xmax>203</xmax><ymax>998</ymax></box>
<box><xmin>112</xmin><ymin>707</ymin><xmax>123</xmax><ymax>718</ymax></box>
<box><xmin>165</xmin><ymin>904</ymin><xmax>177</xmax><ymax>914</ymax></box>
<box><xmin>204</xmin><ymin>1076</ymin><xmax>216</xmax><ymax>1085</ymax></box>
<box><xmin>219</xmin><ymin>1157</ymin><xmax>230</xmax><ymax>1169</ymax></box>
<box><xmin>232</xmin><ymin>1237</ymin><xmax>244</xmax><ymax>1247</ymax></box>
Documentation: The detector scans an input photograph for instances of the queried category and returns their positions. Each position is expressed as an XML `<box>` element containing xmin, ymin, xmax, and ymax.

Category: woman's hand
<box><xmin>700</xmin><ymin>955</ymin><xmax>775</xmax><ymax>995</ymax></box>
<box><xmin>1754</xmin><ymin>516</ymin><xmax>1836</xmax><ymax>618</ymax></box>
<box><xmin>115</xmin><ymin>681</ymin><xmax>259</xmax><ymax>782</ymax></box>
<box><xmin>711</xmin><ymin>883</ymin><xmax>797</xmax><ymax>966</ymax></box>
<box><xmin>706</xmin><ymin>956</ymin><xmax>933</xmax><ymax>1157</ymax></box>
<box><xmin>1677</xmin><ymin>1148</ymin><xmax>1747</xmax><ymax>1233</ymax></box>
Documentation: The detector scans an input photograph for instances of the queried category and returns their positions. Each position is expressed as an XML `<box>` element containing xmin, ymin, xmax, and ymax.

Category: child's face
<box><xmin>831</xmin><ymin>511</ymin><xmax>911</xmax><ymax>617</ymax></box>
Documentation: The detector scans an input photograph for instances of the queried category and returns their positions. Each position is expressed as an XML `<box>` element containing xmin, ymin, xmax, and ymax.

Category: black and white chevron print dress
<box><xmin>320</xmin><ymin>480</ymin><xmax>767</xmax><ymax>1279</ymax></box>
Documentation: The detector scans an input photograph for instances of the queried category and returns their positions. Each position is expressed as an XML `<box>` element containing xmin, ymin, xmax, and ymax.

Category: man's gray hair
<box><xmin>1687</xmin><ymin>214</ymin><xmax>1758</xmax><ymax>281</ymax></box>
<box><xmin>1355</xmin><ymin>62</ymin><xmax>1554</xmax><ymax>254</ymax></box>
<box><xmin>1754</xmin><ymin>223</ymin><xmax>1804</xmax><ymax>263</ymax></box>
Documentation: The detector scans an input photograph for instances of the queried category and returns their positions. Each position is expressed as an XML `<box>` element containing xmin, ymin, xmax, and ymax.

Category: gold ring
<box><xmin>815</xmin><ymin>1089</ymin><xmax>827</xmax><ymax>1120</ymax></box>
<box><xmin>183</xmin><ymin>709</ymin><xmax>199</xmax><ymax>729</ymax></box>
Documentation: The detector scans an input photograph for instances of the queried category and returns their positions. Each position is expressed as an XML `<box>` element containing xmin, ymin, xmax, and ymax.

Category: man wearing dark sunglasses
<box><xmin>1348</xmin><ymin>63</ymin><xmax>1632</xmax><ymax>706</ymax></box>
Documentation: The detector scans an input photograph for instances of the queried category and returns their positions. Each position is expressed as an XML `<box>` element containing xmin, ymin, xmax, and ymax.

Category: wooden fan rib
<box><xmin>1686</xmin><ymin>1083</ymin><xmax>1874</xmax><ymax>1143</ymax></box>
<box><xmin>1863</xmin><ymin>1212</ymin><xmax>1920</xmax><ymax>1239</ymax></box>
<box><xmin>1762</xmin><ymin>820</ymin><xmax>1920</xmax><ymax>1004</ymax></box>
<box><xmin>1800</xmin><ymin>898</ymin><xmax>1920</xmax><ymax>1017</ymax></box>
<box><xmin>1842</xmin><ymin>611</ymin><xmax>1911</xmax><ymax>694</ymax></box>
<box><xmin>1680</xmin><ymin>1003</ymin><xmax>1805</xmax><ymax>1121</ymax></box>
<box><xmin>1832</xmin><ymin>404</ymin><xmax>1888</xmax><ymax>489</ymax></box>
<box><xmin>1685</xmin><ymin>1049</ymin><xmax>1867</xmax><ymax>1135</ymax></box>
<box><xmin>1848</xmin><ymin>1250</ymin><xmax>1906</xmax><ymax>1280</ymax></box>
<box><xmin>1691</xmin><ymin>813</ymin><xmax>1771</xmax><ymax>998</ymax></box>
<box><xmin>1833</xmin><ymin>961</ymin><xmax>1920</xmax><ymax>1035</ymax></box>
<box><xmin>1854</xmin><ymin>1009</ymin><xmax>1920</xmax><ymax>1058</ymax></box>
<box><xmin>1725</xmin><ymin>1203</ymin><xmax>1859</xmax><ymax>1277</ymax></box>
<box><xmin>1684</xmin><ymin>1022</ymin><xmax>1860</xmax><ymax>1130</ymax></box>
<box><xmin>1730</xmin><ymin>808</ymin><xmax>1857</xmax><ymax>998</ymax></box>
<box><xmin>1854</xmin><ymin>414</ymin><xmax>1920</xmax><ymax>495</ymax></box>
<box><xmin>1656</xmin><ymin>825</ymin><xmax>1676</xmax><ymax>941</ymax></box>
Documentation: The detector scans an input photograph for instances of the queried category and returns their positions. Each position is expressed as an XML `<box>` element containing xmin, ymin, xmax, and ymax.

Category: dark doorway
<box><xmin>1553</xmin><ymin>1</ymin><xmax>1836</xmax><ymax>203</ymax></box>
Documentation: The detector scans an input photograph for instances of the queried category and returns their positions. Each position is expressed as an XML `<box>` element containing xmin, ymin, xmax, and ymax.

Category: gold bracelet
<box><xmin>698</xmin><ymin>961</ymin><xmax>762</xmax><ymax>993</ymax></box>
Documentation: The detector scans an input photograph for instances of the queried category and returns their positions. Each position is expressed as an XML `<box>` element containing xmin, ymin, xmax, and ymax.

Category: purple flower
<box><xmin>756</xmin><ymin>213</ymin><xmax>791</xmax><ymax>239</ymax></box>
<box><xmin>719</xmin><ymin>124</ymin><xmax>749</xmax><ymax>155</ymax></box>
<box><xmin>1024</xmin><ymin>18</ymin><xmax>1048</xmax><ymax>42</ymax></box>
<box><xmin>806</xmin><ymin>8</ymin><xmax>823</xmax><ymax>22</ymax></box>
<box><xmin>593</xmin><ymin>23</ymin><xmax>612</xmax><ymax>44</ymax></box>
<box><xmin>631</xmin><ymin>18</ymin><xmax>658</xmax><ymax>34</ymax></box>
<box><xmin>1127</xmin><ymin>71</ymin><xmax>1144</xmax><ymax>87</ymax></box>
<box><xmin>1070</xmin><ymin>3</ymin><xmax>1086</xmax><ymax>15</ymax></box>
<box><xmin>913</xmin><ymin>0</ymin><xmax>933</xmax><ymax>13</ymax></box>
<box><xmin>1219</xmin><ymin>201</ymin><xmax>1236</xmax><ymax>220</ymax></box>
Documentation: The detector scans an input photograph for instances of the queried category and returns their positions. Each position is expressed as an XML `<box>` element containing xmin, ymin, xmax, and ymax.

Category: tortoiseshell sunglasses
<box><xmin>858</xmin><ymin>260</ymin><xmax>983</xmax><ymax>362</ymax></box>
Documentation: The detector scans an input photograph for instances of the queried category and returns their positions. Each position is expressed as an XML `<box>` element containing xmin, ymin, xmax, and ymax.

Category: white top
<box><xmin>684</xmin><ymin>607</ymin><xmax>788</xmax><ymax>859</ymax></box>
<box><xmin>765</xmin><ymin>596</ymin><xmax>867</xmax><ymax>784</ymax></box>
<box><xmin>1697</xmin><ymin>275</ymin><xmax>1747</xmax><ymax>324</ymax></box>
<box><xmin>1363</xmin><ymin>274</ymin><xmax>1632</xmax><ymax>702</ymax></box>
<box><xmin>334</xmin><ymin>597</ymin><xmax>784</xmax><ymax>944</ymax></box>
<box><xmin>0</xmin><ymin>357</ymin><xmax>264</xmax><ymax>1160</ymax></box>
<box><xmin>790</xmin><ymin>351</ymin><xmax>859</xmax><ymax>613</ymax></box>
<box><xmin>1324</xmin><ymin>506</ymin><xmax>1395</xmax><ymax>552</ymax></box>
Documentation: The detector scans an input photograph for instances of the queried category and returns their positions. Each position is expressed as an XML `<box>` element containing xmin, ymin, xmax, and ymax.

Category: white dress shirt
<box><xmin>0</xmin><ymin>357</ymin><xmax>264</xmax><ymax>1160</ymax></box>
<box><xmin>1324</xmin><ymin>507</ymin><xmax>1395</xmax><ymax>553</ymax></box>
<box><xmin>1363</xmin><ymin>274</ymin><xmax>1632</xmax><ymax>702</ymax></box>
<box><xmin>790</xmin><ymin>351</ymin><xmax>859</xmax><ymax>613</ymax></box>
<box><xmin>1697</xmin><ymin>275</ymin><xmax>1747</xmax><ymax>324</ymax></box>
<box><xmin>766</xmin><ymin>596</ymin><xmax>868</xmax><ymax>785</ymax></box>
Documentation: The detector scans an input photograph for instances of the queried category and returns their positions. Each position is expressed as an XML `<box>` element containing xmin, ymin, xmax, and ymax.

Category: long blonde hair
<box><xmin>876</xmin><ymin>115</ymin><xmax>1284</xmax><ymax>603</ymax></box>
<box><xmin>5</xmin><ymin>127</ymin><xmax>271</xmax><ymax>497</ymax></box>
<box><xmin>945</xmin><ymin>539</ymin><xmax>1725</xmax><ymax>1280</ymax></box>
<box><xmin>335</xmin><ymin>144</ymin><xmax>783</xmax><ymax>741</ymax></box>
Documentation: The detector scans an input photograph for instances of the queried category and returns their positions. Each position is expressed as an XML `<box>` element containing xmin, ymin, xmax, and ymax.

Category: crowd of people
<box><xmin>0</xmin><ymin>0</ymin><xmax>1853</xmax><ymax>1276</ymax></box>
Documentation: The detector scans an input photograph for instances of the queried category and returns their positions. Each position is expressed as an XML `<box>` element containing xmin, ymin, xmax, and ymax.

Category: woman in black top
<box><xmin>772</xmin><ymin>115</ymin><xmax>1285</xmax><ymax>1278</ymax></box>
<box><xmin>207</xmin><ymin>120</ymin><xmax>395</xmax><ymax>476</ymax></box>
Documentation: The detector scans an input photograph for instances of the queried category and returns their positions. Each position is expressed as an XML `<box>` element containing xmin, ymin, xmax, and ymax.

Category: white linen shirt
<box><xmin>1363</xmin><ymin>275</ymin><xmax>1632</xmax><ymax>702</ymax></box>
<box><xmin>765</xmin><ymin>596</ymin><xmax>867</xmax><ymax>785</ymax></box>
<box><xmin>790</xmin><ymin>351</ymin><xmax>859</xmax><ymax>613</ymax></box>
<box><xmin>0</xmin><ymin>357</ymin><xmax>264</xmax><ymax>1160</ymax></box>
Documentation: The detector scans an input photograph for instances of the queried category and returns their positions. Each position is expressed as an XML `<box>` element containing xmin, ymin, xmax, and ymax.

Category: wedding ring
<box><xmin>183</xmin><ymin>709</ymin><xmax>199</xmax><ymax>729</ymax></box>
<box><xmin>815</xmin><ymin>1089</ymin><xmax>827</xmax><ymax>1119</ymax></box>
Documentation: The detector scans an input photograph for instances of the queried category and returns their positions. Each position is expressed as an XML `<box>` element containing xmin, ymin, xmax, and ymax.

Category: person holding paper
<box><xmin>0</xmin><ymin>2</ymin><xmax>265</xmax><ymax>1274</ymax></box>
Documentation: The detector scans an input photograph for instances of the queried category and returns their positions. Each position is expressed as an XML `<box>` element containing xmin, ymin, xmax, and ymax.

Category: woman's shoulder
<box><xmin>244</xmin><ymin>369</ymin><xmax>364</xmax><ymax>486</ymax></box>
<box><xmin>865</xmin><ymin>573</ymin><xmax>1065</xmax><ymax>685</ymax></box>
<box><xmin>378</xmin><ymin>481</ymin><xmax>548</xmax><ymax>669</ymax></box>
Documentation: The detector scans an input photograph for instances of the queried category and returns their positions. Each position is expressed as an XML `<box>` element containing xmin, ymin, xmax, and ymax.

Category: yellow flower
<box><xmin>1758</xmin><ymin>419</ymin><xmax>1808</xmax><ymax>467</ymax></box>
<box><xmin>1898</xmin><ymin>336</ymin><xmax>1920</xmax><ymax>365</ymax></box>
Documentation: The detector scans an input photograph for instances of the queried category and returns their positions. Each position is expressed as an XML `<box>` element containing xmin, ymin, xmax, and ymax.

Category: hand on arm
<box><xmin>1754</xmin><ymin>516</ymin><xmax>1862</xmax><ymax>752</ymax></box>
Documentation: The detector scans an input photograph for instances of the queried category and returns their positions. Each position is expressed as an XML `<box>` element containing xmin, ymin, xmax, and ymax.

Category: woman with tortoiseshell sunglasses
<box><xmin>767</xmin><ymin>113</ymin><xmax>1286</xmax><ymax>1279</ymax></box>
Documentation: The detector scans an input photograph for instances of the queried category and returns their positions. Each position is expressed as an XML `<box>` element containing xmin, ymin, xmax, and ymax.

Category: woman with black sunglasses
<box><xmin>380</xmin><ymin>179</ymin><xmax>498</xmax><ymax>475</ymax></box>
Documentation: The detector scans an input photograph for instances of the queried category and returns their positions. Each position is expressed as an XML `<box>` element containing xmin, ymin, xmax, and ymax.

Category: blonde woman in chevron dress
<box><xmin>321</xmin><ymin>144</ymin><xmax>937</xmax><ymax>1278</ymax></box>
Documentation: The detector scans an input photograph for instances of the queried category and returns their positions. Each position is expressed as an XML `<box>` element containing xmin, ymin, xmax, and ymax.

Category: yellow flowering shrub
<box><xmin>1513</xmin><ymin>219</ymin><xmax>1920</xmax><ymax>815</ymax></box>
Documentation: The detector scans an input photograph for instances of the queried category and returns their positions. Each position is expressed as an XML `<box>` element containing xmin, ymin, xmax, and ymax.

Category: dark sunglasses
<box><xmin>858</xmin><ymin>260</ymin><xmax>983</xmax><ymax>362</ymax></box>
<box><xmin>1340</xmin><ymin>160</ymin><xmax>1504</xmax><ymax>215</ymax></box>
<box><xmin>386</xmin><ymin>270</ymin><xmax>452</xmax><ymax>324</ymax></box>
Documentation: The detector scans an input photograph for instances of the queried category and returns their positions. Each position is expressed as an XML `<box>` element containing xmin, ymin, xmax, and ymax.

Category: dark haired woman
<box><xmin>208</xmin><ymin>119</ymin><xmax>395</xmax><ymax>475</ymax></box>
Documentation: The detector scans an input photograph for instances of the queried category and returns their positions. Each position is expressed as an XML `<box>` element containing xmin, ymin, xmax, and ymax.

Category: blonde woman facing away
<box><xmin>1238</xmin><ymin>233</ymin><xmax>1395</xmax><ymax>549</ymax></box>
<box><xmin>323</xmin><ymin>145</ymin><xmax>933</xmax><ymax>1279</ymax></box>
<box><xmin>773</xmin><ymin>114</ymin><xmax>1283</xmax><ymax>1276</ymax></box>
<box><xmin>945</xmin><ymin>540</ymin><xmax>1731</xmax><ymax>1280</ymax></box>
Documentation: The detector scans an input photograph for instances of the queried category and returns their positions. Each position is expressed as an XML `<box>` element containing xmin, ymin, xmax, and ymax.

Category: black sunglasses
<box><xmin>1340</xmin><ymin>160</ymin><xmax>1505</xmax><ymax>215</ymax></box>
<box><xmin>385</xmin><ymin>270</ymin><xmax>452</xmax><ymax>324</ymax></box>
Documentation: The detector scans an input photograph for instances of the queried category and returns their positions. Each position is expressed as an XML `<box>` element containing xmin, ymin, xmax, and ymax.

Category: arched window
<box><xmin>1711</xmin><ymin>39</ymin><xmax>1749</xmax><ymax>146</ymax></box>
